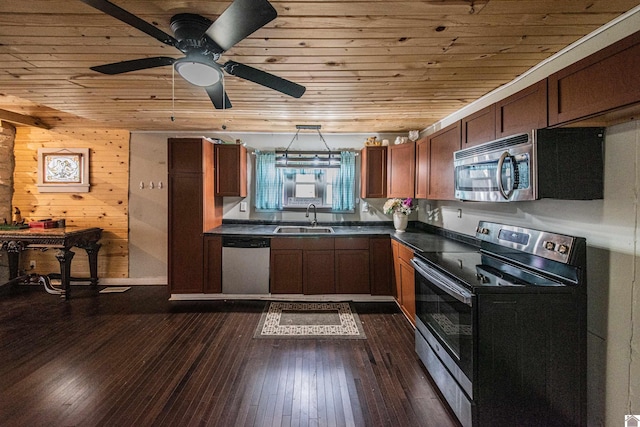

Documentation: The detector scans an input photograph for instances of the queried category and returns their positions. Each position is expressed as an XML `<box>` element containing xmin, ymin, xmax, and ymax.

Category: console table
<box><xmin>0</xmin><ymin>227</ymin><xmax>102</xmax><ymax>300</ymax></box>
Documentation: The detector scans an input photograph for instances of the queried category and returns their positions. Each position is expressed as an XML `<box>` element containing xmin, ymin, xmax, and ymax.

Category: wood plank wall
<box><xmin>12</xmin><ymin>127</ymin><xmax>130</xmax><ymax>278</ymax></box>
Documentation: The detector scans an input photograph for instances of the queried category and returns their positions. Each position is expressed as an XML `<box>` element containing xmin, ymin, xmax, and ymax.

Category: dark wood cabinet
<box><xmin>203</xmin><ymin>235</ymin><xmax>222</xmax><ymax>293</ymax></box>
<box><xmin>414</xmin><ymin>137</ymin><xmax>429</xmax><ymax>199</ymax></box>
<box><xmin>303</xmin><ymin>238</ymin><xmax>335</xmax><ymax>294</ymax></box>
<box><xmin>427</xmin><ymin>121</ymin><xmax>461</xmax><ymax>201</ymax></box>
<box><xmin>496</xmin><ymin>79</ymin><xmax>548</xmax><ymax>137</ymax></box>
<box><xmin>360</xmin><ymin>146</ymin><xmax>387</xmax><ymax>198</ymax></box>
<box><xmin>461</xmin><ymin>104</ymin><xmax>496</xmax><ymax>148</ymax></box>
<box><xmin>168</xmin><ymin>138</ymin><xmax>222</xmax><ymax>294</ymax></box>
<box><xmin>335</xmin><ymin>237</ymin><xmax>370</xmax><ymax>294</ymax></box>
<box><xmin>391</xmin><ymin>239</ymin><xmax>415</xmax><ymax>325</ymax></box>
<box><xmin>369</xmin><ymin>236</ymin><xmax>393</xmax><ymax>296</ymax></box>
<box><xmin>270</xmin><ymin>238</ymin><xmax>303</xmax><ymax>294</ymax></box>
<box><xmin>271</xmin><ymin>236</ymin><xmax>391</xmax><ymax>296</ymax></box>
<box><xmin>214</xmin><ymin>144</ymin><xmax>247</xmax><ymax>197</ymax></box>
<box><xmin>548</xmin><ymin>31</ymin><xmax>640</xmax><ymax>126</ymax></box>
<box><xmin>387</xmin><ymin>141</ymin><xmax>415</xmax><ymax>198</ymax></box>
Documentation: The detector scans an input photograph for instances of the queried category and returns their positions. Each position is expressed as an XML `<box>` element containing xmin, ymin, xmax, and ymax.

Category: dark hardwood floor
<box><xmin>0</xmin><ymin>285</ymin><xmax>459</xmax><ymax>427</ymax></box>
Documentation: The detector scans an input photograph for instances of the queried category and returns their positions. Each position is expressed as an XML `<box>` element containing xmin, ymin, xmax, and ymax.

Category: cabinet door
<box><xmin>548</xmin><ymin>32</ymin><xmax>640</xmax><ymax>126</ymax></box>
<box><xmin>496</xmin><ymin>79</ymin><xmax>547</xmax><ymax>137</ymax></box>
<box><xmin>387</xmin><ymin>141</ymin><xmax>415</xmax><ymax>198</ymax></box>
<box><xmin>335</xmin><ymin>249</ymin><xmax>370</xmax><ymax>294</ymax></box>
<box><xmin>370</xmin><ymin>237</ymin><xmax>393</xmax><ymax>296</ymax></box>
<box><xmin>304</xmin><ymin>250</ymin><xmax>335</xmax><ymax>294</ymax></box>
<box><xmin>214</xmin><ymin>144</ymin><xmax>247</xmax><ymax>197</ymax></box>
<box><xmin>391</xmin><ymin>239</ymin><xmax>401</xmax><ymax>300</ymax></box>
<box><xmin>399</xmin><ymin>258</ymin><xmax>416</xmax><ymax>325</ymax></box>
<box><xmin>270</xmin><ymin>249</ymin><xmax>303</xmax><ymax>294</ymax></box>
<box><xmin>428</xmin><ymin>121</ymin><xmax>461</xmax><ymax>200</ymax></box>
<box><xmin>169</xmin><ymin>138</ymin><xmax>205</xmax><ymax>173</ymax></box>
<box><xmin>168</xmin><ymin>172</ymin><xmax>204</xmax><ymax>293</ymax></box>
<box><xmin>203</xmin><ymin>235</ymin><xmax>222</xmax><ymax>293</ymax></box>
<box><xmin>360</xmin><ymin>146</ymin><xmax>387</xmax><ymax>198</ymax></box>
<box><xmin>414</xmin><ymin>137</ymin><xmax>429</xmax><ymax>199</ymax></box>
<box><xmin>462</xmin><ymin>104</ymin><xmax>496</xmax><ymax>148</ymax></box>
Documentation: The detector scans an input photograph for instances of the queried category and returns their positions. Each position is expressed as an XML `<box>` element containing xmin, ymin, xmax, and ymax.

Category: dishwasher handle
<box><xmin>222</xmin><ymin>236</ymin><xmax>270</xmax><ymax>248</ymax></box>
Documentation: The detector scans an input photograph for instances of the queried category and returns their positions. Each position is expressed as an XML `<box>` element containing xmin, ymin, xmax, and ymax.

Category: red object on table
<box><xmin>29</xmin><ymin>220</ymin><xmax>57</xmax><ymax>229</ymax></box>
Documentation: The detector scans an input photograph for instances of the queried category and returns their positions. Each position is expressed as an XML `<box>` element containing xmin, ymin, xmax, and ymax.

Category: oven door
<box><xmin>454</xmin><ymin>144</ymin><xmax>533</xmax><ymax>202</ymax></box>
<box><xmin>412</xmin><ymin>258</ymin><xmax>474</xmax><ymax>392</ymax></box>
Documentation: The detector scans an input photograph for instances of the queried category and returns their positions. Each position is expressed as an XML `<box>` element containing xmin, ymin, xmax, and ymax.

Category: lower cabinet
<box><xmin>303</xmin><ymin>238</ymin><xmax>335</xmax><ymax>294</ymax></box>
<box><xmin>203</xmin><ymin>235</ymin><xmax>222</xmax><ymax>293</ymax></box>
<box><xmin>270</xmin><ymin>238</ymin><xmax>304</xmax><ymax>294</ymax></box>
<box><xmin>369</xmin><ymin>236</ymin><xmax>393</xmax><ymax>295</ymax></box>
<box><xmin>270</xmin><ymin>236</ymin><xmax>394</xmax><ymax>295</ymax></box>
<box><xmin>391</xmin><ymin>239</ymin><xmax>416</xmax><ymax>325</ymax></box>
<box><xmin>335</xmin><ymin>237</ymin><xmax>370</xmax><ymax>294</ymax></box>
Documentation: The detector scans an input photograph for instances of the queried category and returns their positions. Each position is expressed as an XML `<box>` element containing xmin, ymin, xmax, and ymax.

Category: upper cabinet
<box><xmin>360</xmin><ymin>146</ymin><xmax>387</xmax><ymax>198</ymax></box>
<box><xmin>461</xmin><ymin>104</ymin><xmax>496</xmax><ymax>148</ymax></box>
<box><xmin>496</xmin><ymin>80</ymin><xmax>548</xmax><ymax>137</ymax></box>
<box><xmin>214</xmin><ymin>144</ymin><xmax>247</xmax><ymax>197</ymax></box>
<box><xmin>548</xmin><ymin>32</ymin><xmax>640</xmax><ymax>126</ymax></box>
<box><xmin>427</xmin><ymin>122</ymin><xmax>461</xmax><ymax>201</ymax></box>
<box><xmin>387</xmin><ymin>141</ymin><xmax>415</xmax><ymax>198</ymax></box>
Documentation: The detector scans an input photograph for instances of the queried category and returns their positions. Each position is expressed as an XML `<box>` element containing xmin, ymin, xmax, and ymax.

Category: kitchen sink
<box><xmin>273</xmin><ymin>225</ymin><xmax>335</xmax><ymax>234</ymax></box>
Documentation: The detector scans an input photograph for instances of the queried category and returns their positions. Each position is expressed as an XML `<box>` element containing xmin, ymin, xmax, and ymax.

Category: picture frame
<box><xmin>37</xmin><ymin>148</ymin><xmax>90</xmax><ymax>193</ymax></box>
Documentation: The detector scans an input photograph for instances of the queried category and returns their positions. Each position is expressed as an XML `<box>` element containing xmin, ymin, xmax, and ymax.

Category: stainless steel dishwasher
<box><xmin>221</xmin><ymin>236</ymin><xmax>270</xmax><ymax>294</ymax></box>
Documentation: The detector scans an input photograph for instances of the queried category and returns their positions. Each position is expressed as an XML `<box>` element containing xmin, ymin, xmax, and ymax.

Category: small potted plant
<box><xmin>383</xmin><ymin>197</ymin><xmax>414</xmax><ymax>232</ymax></box>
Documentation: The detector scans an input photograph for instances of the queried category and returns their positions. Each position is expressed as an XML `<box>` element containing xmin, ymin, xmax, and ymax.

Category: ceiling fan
<box><xmin>79</xmin><ymin>0</ymin><xmax>306</xmax><ymax>109</ymax></box>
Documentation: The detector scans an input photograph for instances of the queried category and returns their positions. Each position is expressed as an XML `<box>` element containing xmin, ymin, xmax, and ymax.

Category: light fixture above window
<box><xmin>174</xmin><ymin>54</ymin><xmax>223</xmax><ymax>87</ymax></box>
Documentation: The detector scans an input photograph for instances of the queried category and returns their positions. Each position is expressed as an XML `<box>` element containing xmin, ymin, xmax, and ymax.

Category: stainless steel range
<box><xmin>412</xmin><ymin>221</ymin><xmax>587</xmax><ymax>427</ymax></box>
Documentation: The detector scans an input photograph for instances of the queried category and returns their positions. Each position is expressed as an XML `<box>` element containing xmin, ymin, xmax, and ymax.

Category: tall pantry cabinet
<box><xmin>168</xmin><ymin>138</ymin><xmax>223</xmax><ymax>294</ymax></box>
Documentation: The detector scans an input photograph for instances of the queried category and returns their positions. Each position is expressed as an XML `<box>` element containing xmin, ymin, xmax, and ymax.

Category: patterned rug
<box><xmin>254</xmin><ymin>302</ymin><xmax>366</xmax><ymax>339</ymax></box>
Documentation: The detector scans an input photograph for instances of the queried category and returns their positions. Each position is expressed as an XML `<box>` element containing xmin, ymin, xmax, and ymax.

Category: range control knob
<box><xmin>544</xmin><ymin>241</ymin><xmax>556</xmax><ymax>251</ymax></box>
<box><xmin>557</xmin><ymin>244</ymin><xmax>569</xmax><ymax>254</ymax></box>
<box><xmin>476</xmin><ymin>273</ymin><xmax>490</xmax><ymax>284</ymax></box>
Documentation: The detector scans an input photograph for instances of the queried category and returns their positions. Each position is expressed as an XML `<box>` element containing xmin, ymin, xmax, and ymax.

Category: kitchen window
<box><xmin>255</xmin><ymin>151</ymin><xmax>355</xmax><ymax>212</ymax></box>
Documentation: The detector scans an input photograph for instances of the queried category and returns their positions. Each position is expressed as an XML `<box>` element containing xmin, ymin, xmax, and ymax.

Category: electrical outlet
<box><xmin>29</xmin><ymin>260</ymin><xmax>36</xmax><ymax>270</ymax></box>
<box><xmin>457</xmin><ymin>209</ymin><xmax>462</xmax><ymax>218</ymax></box>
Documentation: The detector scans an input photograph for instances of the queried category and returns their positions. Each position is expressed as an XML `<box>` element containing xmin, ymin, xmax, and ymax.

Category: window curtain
<box><xmin>332</xmin><ymin>151</ymin><xmax>355</xmax><ymax>211</ymax></box>
<box><xmin>255</xmin><ymin>152</ymin><xmax>282</xmax><ymax>210</ymax></box>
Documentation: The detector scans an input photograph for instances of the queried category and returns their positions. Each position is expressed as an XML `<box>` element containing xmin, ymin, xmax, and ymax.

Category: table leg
<box><xmin>84</xmin><ymin>242</ymin><xmax>101</xmax><ymax>289</ymax></box>
<box><xmin>55</xmin><ymin>249</ymin><xmax>75</xmax><ymax>300</ymax></box>
<box><xmin>2</xmin><ymin>240</ymin><xmax>25</xmax><ymax>280</ymax></box>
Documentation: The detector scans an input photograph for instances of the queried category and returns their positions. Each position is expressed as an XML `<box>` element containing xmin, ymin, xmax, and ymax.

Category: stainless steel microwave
<box><xmin>453</xmin><ymin>127</ymin><xmax>604</xmax><ymax>202</ymax></box>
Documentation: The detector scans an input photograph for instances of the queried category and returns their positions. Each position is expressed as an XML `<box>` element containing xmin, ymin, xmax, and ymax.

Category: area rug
<box><xmin>255</xmin><ymin>302</ymin><xmax>366</xmax><ymax>339</ymax></box>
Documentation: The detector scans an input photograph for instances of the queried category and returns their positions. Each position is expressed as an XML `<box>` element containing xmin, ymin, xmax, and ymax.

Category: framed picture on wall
<box><xmin>36</xmin><ymin>148</ymin><xmax>90</xmax><ymax>192</ymax></box>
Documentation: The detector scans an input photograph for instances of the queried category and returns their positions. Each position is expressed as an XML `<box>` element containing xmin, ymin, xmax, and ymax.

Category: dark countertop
<box><xmin>205</xmin><ymin>222</ymin><xmax>478</xmax><ymax>255</ymax></box>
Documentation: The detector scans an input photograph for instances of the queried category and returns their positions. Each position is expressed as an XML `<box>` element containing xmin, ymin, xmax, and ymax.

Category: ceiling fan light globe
<box><xmin>174</xmin><ymin>60</ymin><xmax>222</xmax><ymax>87</ymax></box>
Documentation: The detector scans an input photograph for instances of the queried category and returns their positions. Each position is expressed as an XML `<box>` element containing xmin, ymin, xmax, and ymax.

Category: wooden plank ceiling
<box><xmin>0</xmin><ymin>0</ymin><xmax>637</xmax><ymax>133</ymax></box>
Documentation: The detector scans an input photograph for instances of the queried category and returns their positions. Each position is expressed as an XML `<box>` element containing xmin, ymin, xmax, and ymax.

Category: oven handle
<box><xmin>411</xmin><ymin>258</ymin><xmax>474</xmax><ymax>306</ymax></box>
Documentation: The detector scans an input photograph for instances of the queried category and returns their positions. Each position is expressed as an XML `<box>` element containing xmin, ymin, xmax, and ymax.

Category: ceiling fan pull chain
<box><xmin>171</xmin><ymin>66</ymin><xmax>176</xmax><ymax>122</ymax></box>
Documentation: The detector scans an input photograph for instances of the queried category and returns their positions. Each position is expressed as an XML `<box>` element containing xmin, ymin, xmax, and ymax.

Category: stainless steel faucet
<box><xmin>305</xmin><ymin>203</ymin><xmax>318</xmax><ymax>227</ymax></box>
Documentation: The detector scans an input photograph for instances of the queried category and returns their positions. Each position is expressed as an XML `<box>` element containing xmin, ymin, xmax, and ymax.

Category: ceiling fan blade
<box><xmin>224</xmin><ymin>61</ymin><xmax>306</xmax><ymax>98</ymax></box>
<box><xmin>205</xmin><ymin>0</ymin><xmax>277</xmax><ymax>52</ymax></box>
<box><xmin>80</xmin><ymin>0</ymin><xmax>179</xmax><ymax>48</ymax></box>
<box><xmin>91</xmin><ymin>57</ymin><xmax>176</xmax><ymax>75</ymax></box>
<box><xmin>205</xmin><ymin>83</ymin><xmax>232</xmax><ymax>109</ymax></box>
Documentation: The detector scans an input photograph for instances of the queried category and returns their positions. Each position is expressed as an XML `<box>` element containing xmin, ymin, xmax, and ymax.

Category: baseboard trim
<box><xmin>169</xmin><ymin>293</ymin><xmax>396</xmax><ymax>302</ymax></box>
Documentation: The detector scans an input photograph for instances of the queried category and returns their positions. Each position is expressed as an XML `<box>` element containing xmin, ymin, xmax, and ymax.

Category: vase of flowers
<box><xmin>383</xmin><ymin>197</ymin><xmax>414</xmax><ymax>232</ymax></box>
